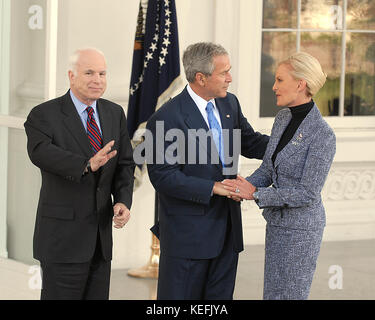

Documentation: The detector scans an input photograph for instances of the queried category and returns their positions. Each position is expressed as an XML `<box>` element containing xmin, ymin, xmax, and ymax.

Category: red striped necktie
<box><xmin>86</xmin><ymin>106</ymin><xmax>102</xmax><ymax>154</ymax></box>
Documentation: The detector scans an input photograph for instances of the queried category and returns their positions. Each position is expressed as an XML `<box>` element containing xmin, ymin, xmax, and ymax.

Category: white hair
<box><xmin>68</xmin><ymin>47</ymin><xmax>105</xmax><ymax>75</ymax></box>
<box><xmin>280</xmin><ymin>52</ymin><xmax>327</xmax><ymax>97</ymax></box>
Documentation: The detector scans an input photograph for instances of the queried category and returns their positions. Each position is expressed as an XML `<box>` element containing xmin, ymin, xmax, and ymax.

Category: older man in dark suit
<box><xmin>24</xmin><ymin>48</ymin><xmax>135</xmax><ymax>300</ymax></box>
<box><xmin>146</xmin><ymin>42</ymin><xmax>269</xmax><ymax>300</ymax></box>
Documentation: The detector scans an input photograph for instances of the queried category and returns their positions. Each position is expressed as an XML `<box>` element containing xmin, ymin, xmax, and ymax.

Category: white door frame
<box><xmin>0</xmin><ymin>0</ymin><xmax>58</xmax><ymax>258</ymax></box>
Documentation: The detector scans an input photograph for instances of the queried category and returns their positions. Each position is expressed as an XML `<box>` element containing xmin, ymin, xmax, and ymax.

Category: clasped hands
<box><xmin>213</xmin><ymin>175</ymin><xmax>256</xmax><ymax>202</ymax></box>
<box><xmin>88</xmin><ymin>140</ymin><xmax>131</xmax><ymax>229</ymax></box>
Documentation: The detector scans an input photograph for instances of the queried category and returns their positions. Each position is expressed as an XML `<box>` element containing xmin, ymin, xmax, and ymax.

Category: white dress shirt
<box><xmin>186</xmin><ymin>84</ymin><xmax>223</xmax><ymax>129</ymax></box>
<box><xmin>69</xmin><ymin>90</ymin><xmax>102</xmax><ymax>134</ymax></box>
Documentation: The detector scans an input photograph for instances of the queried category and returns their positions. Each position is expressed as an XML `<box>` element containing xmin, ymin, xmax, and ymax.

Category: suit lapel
<box><xmin>268</xmin><ymin>110</ymin><xmax>291</xmax><ymax>165</ymax></box>
<box><xmin>182</xmin><ymin>90</ymin><xmax>209</xmax><ymax>131</ymax></box>
<box><xmin>180</xmin><ymin>89</ymin><xmax>239</xmax><ymax>174</ymax></box>
<box><xmin>216</xmin><ymin>98</ymin><xmax>233</xmax><ymax>131</ymax></box>
<box><xmin>61</xmin><ymin>92</ymin><xmax>93</xmax><ymax>158</ymax></box>
<box><xmin>274</xmin><ymin>105</ymin><xmax>320</xmax><ymax>168</ymax></box>
<box><xmin>96</xmin><ymin>99</ymin><xmax>112</xmax><ymax>147</ymax></box>
<box><xmin>96</xmin><ymin>100</ymin><xmax>114</xmax><ymax>178</ymax></box>
<box><xmin>215</xmin><ymin>97</ymin><xmax>234</xmax><ymax>170</ymax></box>
<box><xmin>180</xmin><ymin>89</ymin><xmax>222</xmax><ymax>171</ymax></box>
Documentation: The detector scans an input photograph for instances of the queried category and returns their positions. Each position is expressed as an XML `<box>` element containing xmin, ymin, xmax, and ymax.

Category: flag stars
<box><xmin>163</xmin><ymin>37</ymin><xmax>171</xmax><ymax>47</ymax></box>
<box><xmin>161</xmin><ymin>47</ymin><xmax>168</xmax><ymax>56</ymax></box>
<box><xmin>159</xmin><ymin>56</ymin><xmax>166</xmax><ymax>67</ymax></box>
<box><xmin>130</xmin><ymin>0</ymin><xmax>175</xmax><ymax>94</ymax></box>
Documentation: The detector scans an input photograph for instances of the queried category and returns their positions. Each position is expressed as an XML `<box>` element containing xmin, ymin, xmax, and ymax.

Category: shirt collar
<box><xmin>187</xmin><ymin>84</ymin><xmax>216</xmax><ymax>113</ymax></box>
<box><xmin>69</xmin><ymin>90</ymin><xmax>98</xmax><ymax>115</ymax></box>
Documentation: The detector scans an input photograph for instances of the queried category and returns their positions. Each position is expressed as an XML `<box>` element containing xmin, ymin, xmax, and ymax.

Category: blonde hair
<box><xmin>279</xmin><ymin>52</ymin><xmax>327</xmax><ymax>97</ymax></box>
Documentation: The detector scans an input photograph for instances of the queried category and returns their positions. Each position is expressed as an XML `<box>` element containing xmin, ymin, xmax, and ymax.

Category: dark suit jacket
<box><xmin>24</xmin><ymin>91</ymin><xmax>135</xmax><ymax>263</ymax></box>
<box><xmin>146</xmin><ymin>87</ymin><xmax>269</xmax><ymax>259</ymax></box>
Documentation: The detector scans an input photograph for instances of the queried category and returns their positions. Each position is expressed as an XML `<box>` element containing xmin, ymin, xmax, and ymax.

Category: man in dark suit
<box><xmin>24</xmin><ymin>48</ymin><xmax>135</xmax><ymax>300</ymax></box>
<box><xmin>146</xmin><ymin>42</ymin><xmax>269</xmax><ymax>299</ymax></box>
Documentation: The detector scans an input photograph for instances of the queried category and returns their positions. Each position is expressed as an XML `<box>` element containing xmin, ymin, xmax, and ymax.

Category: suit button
<box><xmin>97</xmin><ymin>188</ymin><xmax>100</xmax><ymax>192</ymax></box>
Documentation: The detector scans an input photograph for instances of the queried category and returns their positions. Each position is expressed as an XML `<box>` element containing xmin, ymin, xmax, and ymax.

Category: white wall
<box><xmin>3</xmin><ymin>0</ymin><xmax>375</xmax><ymax>268</ymax></box>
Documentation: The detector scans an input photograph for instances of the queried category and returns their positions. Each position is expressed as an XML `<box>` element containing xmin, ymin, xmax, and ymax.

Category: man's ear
<box><xmin>195</xmin><ymin>72</ymin><xmax>206</xmax><ymax>86</ymax></box>
<box><xmin>68</xmin><ymin>70</ymin><xmax>75</xmax><ymax>83</ymax></box>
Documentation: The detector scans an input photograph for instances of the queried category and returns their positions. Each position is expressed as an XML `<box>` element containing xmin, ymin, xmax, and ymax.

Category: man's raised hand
<box><xmin>90</xmin><ymin>140</ymin><xmax>117</xmax><ymax>172</ymax></box>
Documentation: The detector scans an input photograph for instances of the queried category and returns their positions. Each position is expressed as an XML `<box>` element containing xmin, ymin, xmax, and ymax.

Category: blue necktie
<box><xmin>86</xmin><ymin>106</ymin><xmax>103</xmax><ymax>154</ymax></box>
<box><xmin>206</xmin><ymin>102</ymin><xmax>224</xmax><ymax>164</ymax></box>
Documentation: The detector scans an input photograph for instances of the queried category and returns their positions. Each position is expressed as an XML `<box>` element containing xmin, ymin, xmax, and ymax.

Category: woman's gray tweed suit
<box><xmin>247</xmin><ymin>104</ymin><xmax>336</xmax><ymax>300</ymax></box>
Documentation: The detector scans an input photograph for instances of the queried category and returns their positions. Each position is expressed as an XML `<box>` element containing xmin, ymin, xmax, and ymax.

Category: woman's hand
<box><xmin>222</xmin><ymin>175</ymin><xmax>256</xmax><ymax>200</ymax></box>
<box><xmin>212</xmin><ymin>181</ymin><xmax>242</xmax><ymax>202</ymax></box>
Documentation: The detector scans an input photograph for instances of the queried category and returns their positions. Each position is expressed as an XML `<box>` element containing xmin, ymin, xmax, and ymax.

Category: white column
<box><xmin>15</xmin><ymin>0</ymin><xmax>48</xmax><ymax>114</ymax></box>
<box><xmin>213</xmin><ymin>0</ymin><xmax>240</xmax><ymax>95</ymax></box>
<box><xmin>213</xmin><ymin>0</ymin><xmax>264</xmax><ymax>124</ymax></box>
<box><xmin>44</xmin><ymin>0</ymin><xmax>58</xmax><ymax>100</ymax></box>
<box><xmin>0</xmin><ymin>0</ymin><xmax>11</xmax><ymax>258</ymax></box>
<box><xmin>236</xmin><ymin>0</ymin><xmax>264</xmax><ymax>125</ymax></box>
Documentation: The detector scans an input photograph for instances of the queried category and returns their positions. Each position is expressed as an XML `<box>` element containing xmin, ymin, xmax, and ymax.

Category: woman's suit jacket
<box><xmin>248</xmin><ymin>104</ymin><xmax>336</xmax><ymax>230</ymax></box>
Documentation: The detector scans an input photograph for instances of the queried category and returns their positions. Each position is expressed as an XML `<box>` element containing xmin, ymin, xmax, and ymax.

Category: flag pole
<box><xmin>126</xmin><ymin>0</ymin><xmax>181</xmax><ymax>280</ymax></box>
<box><xmin>127</xmin><ymin>192</ymin><xmax>160</xmax><ymax>279</ymax></box>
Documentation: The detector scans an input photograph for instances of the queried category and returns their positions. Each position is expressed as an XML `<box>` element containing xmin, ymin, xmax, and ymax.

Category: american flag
<box><xmin>127</xmin><ymin>0</ymin><xmax>182</xmax><ymax>143</ymax></box>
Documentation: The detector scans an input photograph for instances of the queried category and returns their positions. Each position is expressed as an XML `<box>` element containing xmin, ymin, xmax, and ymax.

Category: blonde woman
<box><xmin>223</xmin><ymin>52</ymin><xmax>336</xmax><ymax>299</ymax></box>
